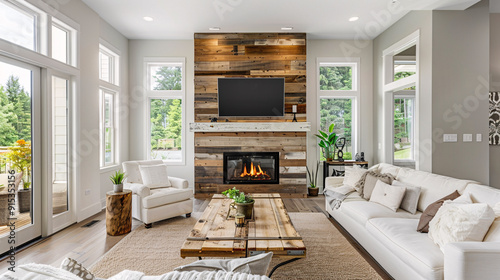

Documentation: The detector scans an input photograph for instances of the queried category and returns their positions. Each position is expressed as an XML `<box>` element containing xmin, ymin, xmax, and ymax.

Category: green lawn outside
<box><xmin>394</xmin><ymin>148</ymin><xmax>411</xmax><ymax>160</ymax></box>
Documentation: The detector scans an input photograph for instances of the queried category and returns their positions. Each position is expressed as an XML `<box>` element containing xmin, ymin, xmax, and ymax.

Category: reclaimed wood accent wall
<box><xmin>194</xmin><ymin>33</ymin><xmax>306</xmax><ymax>122</ymax></box>
<box><xmin>195</xmin><ymin>132</ymin><xmax>307</xmax><ymax>198</ymax></box>
<box><xmin>194</xmin><ymin>33</ymin><xmax>307</xmax><ymax>198</ymax></box>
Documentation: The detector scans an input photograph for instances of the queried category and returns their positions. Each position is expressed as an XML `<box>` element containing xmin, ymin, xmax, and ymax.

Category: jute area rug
<box><xmin>90</xmin><ymin>213</ymin><xmax>382</xmax><ymax>280</ymax></box>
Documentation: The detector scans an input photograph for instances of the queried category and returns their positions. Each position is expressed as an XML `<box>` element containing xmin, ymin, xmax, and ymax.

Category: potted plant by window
<box><xmin>306</xmin><ymin>161</ymin><xmax>320</xmax><ymax>196</ymax></box>
<box><xmin>4</xmin><ymin>140</ymin><xmax>32</xmax><ymax>213</ymax></box>
<box><xmin>222</xmin><ymin>187</ymin><xmax>255</xmax><ymax>219</ymax></box>
<box><xmin>315</xmin><ymin>123</ymin><xmax>338</xmax><ymax>161</ymax></box>
<box><xmin>110</xmin><ymin>170</ymin><xmax>126</xmax><ymax>193</ymax></box>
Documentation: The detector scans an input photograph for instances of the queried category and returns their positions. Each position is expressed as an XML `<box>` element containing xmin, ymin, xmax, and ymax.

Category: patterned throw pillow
<box><xmin>60</xmin><ymin>258</ymin><xmax>95</xmax><ymax>280</ymax></box>
<box><xmin>356</xmin><ymin>171</ymin><xmax>395</xmax><ymax>200</ymax></box>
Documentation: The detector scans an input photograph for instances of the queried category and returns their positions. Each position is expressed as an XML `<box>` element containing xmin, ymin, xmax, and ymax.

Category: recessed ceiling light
<box><xmin>143</xmin><ymin>16</ymin><xmax>154</xmax><ymax>22</ymax></box>
<box><xmin>209</xmin><ymin>27</ymin><xmax>221</xmax><ymax>31</ymax></box>
<box><xmin>349</xmin><ymin>17</ymin><xmax>359</xmax><ymax>22</ymax></box>
<box><xmin>281</xmin><ymin>27</ymin><xmax>293</xmax><ymax>31</ymax></box>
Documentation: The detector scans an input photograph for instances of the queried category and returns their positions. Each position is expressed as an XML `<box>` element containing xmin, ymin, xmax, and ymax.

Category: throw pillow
<box><xmin>60</xmin><ymin>258</ymin><xmax>95</xmax><ymax>280</ymax></box>
<box><xmin>174</xmin><ymin>252</ymin><xmax>273</xmax><ymax>276</ymax></box>
<box><xmin>139</xmin><ymin>164</ymin><xmax>171</xmax><ymax>189</ymax></box>
<box><xmin>428</xmin><ymin>202</ymin><xmax>495</xmax><ymax>252</ymax></box>
<box><xmin>484</xmin><ymin>202</ymin><xmax>500</xmax><ymax>242</ymax></box>
<box><xmin>452</xmin><ymin>192</ymin><xmax>473</xmax><ymax>204</ymax></box>
<box><xmin>370</xmin><ymin>180</ymin><xmax>406</xmax><ymax>212</ymax></box>
<box><xmin>392</xmin><ymin>181</ymin><xmax>422</xmax><ymax>215</ymax></box>
<box><xmin>357</xmin><ymin>171</ymin><xmax>395</xmax><ymax>200</ymax></box>
<box><xmin>417</xmin><ymin>190</ymin><xmax>460</xmax><ymax>233</ymax></box>
<box><xmin>343</xmin><ymin>165</ymin><xmax>367</xmax><ymax>191</ymax></box>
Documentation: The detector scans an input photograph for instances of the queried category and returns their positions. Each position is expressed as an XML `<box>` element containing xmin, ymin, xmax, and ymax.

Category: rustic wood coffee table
<box><xmin>180</xmin><ymin>193</ymin><xmax>306</xmax><ymax>277</ymax></box>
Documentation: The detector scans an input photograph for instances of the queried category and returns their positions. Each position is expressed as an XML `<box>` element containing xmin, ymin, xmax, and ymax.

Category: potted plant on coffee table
<box><xmin>315</xmin><ymin>123</ymin><xmax>338</xmax><ymax>161</ymax></box>
<box><xmin>306</xmin><ymin>161</ymin><xmax>320</xmax><ymax>196</ymax></box>
<box><xmin>222</xmin><ymin>187</ymin><xmax>255</xmax><ymax>219</ymax></box>
<box><xmin>110</xmin><ymin>170</ymin><xmax>126</xmax><ymax>193</ymax></box>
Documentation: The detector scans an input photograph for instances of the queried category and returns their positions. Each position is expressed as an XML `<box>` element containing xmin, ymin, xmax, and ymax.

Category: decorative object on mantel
<box><xmin>292</xmin><ymin>105</ymin><xmax>298</xmax><ymax>122</ymax></box>
<box><xmin>189</xmin><ymin>122</ymin><xmax>311</xmax><ymax>132</ymax></box>
<box><xmin>222</xmin><ymin>187</ymin><xmax>255</xmax><ymax>219</ymax></box>
<box><xmin>210</xmin><ymin>117</ymin><xmax>218</xmax><ymax>122</ymax></box>
<box><xmin>489</xmin><ymin>91</ymin><xmax>500</xmax><ymax>145</ymax></box>
<box><xmin>360</xmin><ymin>152</ymin><xmax>365</xmax><ymax>162</ymax></box>
<box><xmin>110</xmin><ymin>170</ymin><xmax>126</xmax><ymax>193</ymax></box>
<box><xmin>306</xmin><ymin>161</ymin><xmax>320</xmax><ymax>197</ymax></box>
<box><xmin>315</xmin><ymin>123</ymin><xmax>338</xmax><ymax>161</ymax></box>
<box><xmin>335</xmin><ymin>137</ymin><xmax>346</xmax><ymax>162</ymax></box>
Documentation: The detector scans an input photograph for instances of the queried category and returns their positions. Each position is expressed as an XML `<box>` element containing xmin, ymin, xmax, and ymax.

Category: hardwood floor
<box><xmin>0</xmin><ymin>195</ymin><xmax>390</xmax><ymax>279</ymax></box>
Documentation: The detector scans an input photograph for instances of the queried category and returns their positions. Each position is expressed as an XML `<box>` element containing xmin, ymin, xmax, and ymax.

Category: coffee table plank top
<box><xmin>180</xmin><ymin>193</ymin><xmax>306</xmax><ymax>259</ymax></box>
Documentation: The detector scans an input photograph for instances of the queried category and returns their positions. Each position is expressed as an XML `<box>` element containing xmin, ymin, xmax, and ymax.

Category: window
<box><xmin>0</xmin><ymin>0</ymin><xmax>38</xmax><ymax>51</ymax></box>
<box><xmin>145</xmin><ymin>58</ymin><xmax>185</xmax><ymax>164</ymax></box>
<box><xmin>394</xmin><ymin>94</ymin><xmax>415</xmax><ymax>162</ymax></box>
<box><xmin>99</xmin><ymin>44</ymin><xmax>119</xmax><ymax>85</ymax></box>
<box><xmin>393</xmin><ymin>45</ymin><xmax>416</xmax><ymax>82</ymax></box>
<box><xmin>51</xmin><ymin>19</ymin><xmax>75</xmax><ymax>65</ymax></box>
<box><xmin>99</xmin><ymin>89</ymin><xmax>116</xmax><ymax>167</ymax></box>
<box><xmin>317</xmin><ymin>58</ymin><xmax>360</xmax><ymax>161</ymax></box>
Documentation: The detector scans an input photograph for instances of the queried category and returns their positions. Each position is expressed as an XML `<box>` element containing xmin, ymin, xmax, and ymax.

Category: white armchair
<box><xmin>122</xmin><ymin>160</ymin><xmax>193</xmax><ymax>228</ymax></box>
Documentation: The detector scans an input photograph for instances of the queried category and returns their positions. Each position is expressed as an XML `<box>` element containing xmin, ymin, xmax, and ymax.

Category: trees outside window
<box><xmin>0</xmin><ymin>76</ymin><xmax>31</xmax><ymax>146</ymax></box>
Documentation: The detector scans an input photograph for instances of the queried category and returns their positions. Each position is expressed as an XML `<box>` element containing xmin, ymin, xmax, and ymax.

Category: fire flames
<box><xmin>240</xmin><ymin>162</ymin><xmax>271</xmax><ymax>180</ymax></box>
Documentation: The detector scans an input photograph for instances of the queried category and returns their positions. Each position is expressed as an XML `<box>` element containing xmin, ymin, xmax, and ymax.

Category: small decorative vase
<box><xmin>308</xmin><ymin>187</ymin><xmax>319</xmax><ymax>197</ymax></box>
<box><xmin>113</xmin><ymin>184</ymin><xmax>123</xmax><ymax>193</ymax></box>
<box><xmin>233</xmin><ymin>201</ymin><xmax>255</xmax><ymax>219</ymax></box>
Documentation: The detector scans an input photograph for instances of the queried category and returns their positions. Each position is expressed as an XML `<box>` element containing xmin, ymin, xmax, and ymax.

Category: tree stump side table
<box><xmin>106</xmin><ymin>190</ymin><xmax>132</xmax><ymax>236</ymax></box>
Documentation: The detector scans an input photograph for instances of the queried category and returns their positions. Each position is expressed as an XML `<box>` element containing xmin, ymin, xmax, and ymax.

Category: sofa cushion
<box><xmin>340</xmin><ymin>200</ymin><xmax>420</xmax><ymax>226</ymax></box>
<box><xmin>483</xmin><ymin>202</ymin><xmax>500</xmax><ymax>242</ymax></box>
<box><xmin>343</xmin><ymin>165</ymin><xmax>367</xmax><ymax>191</ymax></box>
<box><xmin>376</xmin><ymin>163</ymin><xmax>401</xmax><ymax>178</ymax></box>
<box><xmin>139</xmin><ymin>164</ymin><xmax>171</xmax><ymax>189</ymax></box>
<box><xmin>366</xmin><ymin>218</ymin><xmax>444</xmax><ymax>280</ymax></box>
<box><xmin>369</xmin><ymin>180</ymin><xmax>406</xmax><ymax>212</ymax></box>
<box><xmin>357</xmin><ymin>171</ymin><xmax>395</xmax><ymax>200</ymax></box>
<box><xmin>396</xmin><ymin>167</ymin><xmax>474</xmax><ymax>212</ymax></box>
<box><xmin>324</xmin><ymin>185</ymin><xmax>365</xmax><ymax>203</ymax></box>
<box><xmin>142</xmin><ymin>188</ymin><xmax>193</xmax><ymax>209</ymax></box>
<box><xmin>428</xmin><ymin>202</ymin><xmax>495</xmax><ymax>252</ymax></box>
<box><xmin>417</xmin><ymin>190</ymin><xmax>460</xmax><ymax>233</ymax></box>
<box><xmin>393</xmin><ymin>180</ymin><xmax>421</xmax><ymax>214</ymax></box>
<box><xmin>460</xmin><ymin>184</ymin><xmax>500</xmax><ymax>208</ymax></box>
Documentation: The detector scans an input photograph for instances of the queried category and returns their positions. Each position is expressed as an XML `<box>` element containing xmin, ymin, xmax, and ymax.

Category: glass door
<box><xmin>0</xmin><ymin>56</ymin><xmax>41</xmax><ymax>254</ymax></box>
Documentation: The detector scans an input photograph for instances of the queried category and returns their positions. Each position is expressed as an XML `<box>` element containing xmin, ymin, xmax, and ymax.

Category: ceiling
<box><xmin>82</xmin><ymin>0</ymin><xmax>481</xmax><ymax>40</ymax></box>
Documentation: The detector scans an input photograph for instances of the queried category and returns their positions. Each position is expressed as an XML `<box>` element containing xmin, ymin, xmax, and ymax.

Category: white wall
<box><xmin>128</xmin><ymin>40</ymin><xmax>195</xmax><ymax>188</ymax></box>
<box><xmin>306</xmin><ymin>39</ymin><xmax>374</xmax><ymax>191</ymax></box>
<box><xmin>44</xmin><ymin>0</ymin><xmax>129</xmax><ymax>220</ymax></box>
<box><xmin>490</xmin><ymin>13</ymin><xmax>500</xmax><ymax>188</ymax></box>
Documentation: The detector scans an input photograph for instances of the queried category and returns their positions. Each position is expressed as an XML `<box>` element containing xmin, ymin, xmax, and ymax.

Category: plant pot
<box><xmin>18</xmin><ymin>189</ymin><xmax>31</xmax><ymax>213</ymax></box>
<box><xmin>113</xmin><ymin>184</ymin><xmax>124</xmax><ymax>193</ymax></box>
<box><xmin>0</xmin><ymin>193</ymin><xmax>9</xmax><ymax>226</ymax></box>
<box><xmin>308</xmin><ymin>187</ymin><xmax>319</xmax><ymax>197</ymax></box>
<box><xmin>233</xmin><ymin>201</ymin><xmax>255</xmax><ymax>219</ymax></box>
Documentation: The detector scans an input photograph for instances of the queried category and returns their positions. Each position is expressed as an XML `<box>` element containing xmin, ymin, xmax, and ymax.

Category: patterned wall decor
<box><xmin>490</xmin><ymin>92</ymin><xmax>500</xmax><ymax>145</ymax></box>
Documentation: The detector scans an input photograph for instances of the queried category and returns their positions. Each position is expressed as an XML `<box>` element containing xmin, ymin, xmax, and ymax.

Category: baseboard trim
<box><xmin>77</xmin><ymin>202</ymin><xmax>102</xmax><ymax>222</ymax></box>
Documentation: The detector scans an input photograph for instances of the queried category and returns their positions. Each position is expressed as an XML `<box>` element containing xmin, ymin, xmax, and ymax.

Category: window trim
<box><xmin>317</xmin><ymin>57</ymin><xmax>361</xmax><ymax>160</ymax></box>
<box><xmin>99</xmin><ymin>42</ymin><xmax>120</xmax><ymax>86</ymax></box>
<box><xmin>144</xmin><ymin>57</ymin><xmax>186</xmax><ymax>165</ymax></box>
<box><xmin>382</xmin><ymin>30</ymin><xmax>420</xmax><ymax>168</ymax></box>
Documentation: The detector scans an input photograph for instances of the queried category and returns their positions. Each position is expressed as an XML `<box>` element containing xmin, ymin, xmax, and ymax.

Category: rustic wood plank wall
<box><xmin>194</xmin><ymin>33</ymin><xmax>307</xmax><ymax>198</ymax></box>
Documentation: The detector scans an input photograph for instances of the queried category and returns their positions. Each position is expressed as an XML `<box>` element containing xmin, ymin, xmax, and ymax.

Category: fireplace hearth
<box><xmin>223</xmin><ymin>152</ymin><xmax>279</xmax><ymax>184</ymax></box>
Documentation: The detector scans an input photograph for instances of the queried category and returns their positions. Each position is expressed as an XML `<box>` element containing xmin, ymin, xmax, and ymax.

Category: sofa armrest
<box><xmin>325</xmin><ymin>177</ymin><xmax>344</xmax><ymax>189</ymax></box>
<box><xmin>169</xmin><ymin>176</ymin><xmax>189</xmax><ymax>189</ymax></box>
<box><xmin>444</xmin><ymin>242</ymin><xmax>500</xmax><ymax>280</ymax></box>
<box><xmin>124</xmin><ymin>183</ymin><xmax>151</xmax><ymax>197</ymax></box>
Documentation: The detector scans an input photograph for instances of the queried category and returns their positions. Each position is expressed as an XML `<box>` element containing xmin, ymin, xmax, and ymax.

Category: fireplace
<box><xmin>223</xmin><ymin>152</ymin><xmax>279</xmax><ymax>184</ymax></box>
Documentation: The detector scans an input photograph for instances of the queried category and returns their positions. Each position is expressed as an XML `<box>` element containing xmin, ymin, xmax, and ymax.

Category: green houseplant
<box><xmin>4</xmin><ymin>140</ymin><xmax>32</xmax><ymax>213</ymax></box>
<box><xmin>315</xmin><ymin>123</ymin><xmax>338</xmax><ymax>161</ymax></box>
<box><xmin>110</xmin><ymin>170</ymin><xmax>126</xmax><ymax>193</ymax></box>
<box><xmin>222</xmin><ymin>187</ymin><xmax>255</xmax><ymax>219</ymax></box>
<box><xmin>306</xmin><ymin>161</ymin><xmax>320</xmax><ymax>196</ymax></box>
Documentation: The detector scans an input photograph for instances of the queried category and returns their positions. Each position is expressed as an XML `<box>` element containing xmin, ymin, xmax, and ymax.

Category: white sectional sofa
<box><xmin>325</xmin><ymin>163</ymin><xmax>500</xmax><ymax>280</ymax></box>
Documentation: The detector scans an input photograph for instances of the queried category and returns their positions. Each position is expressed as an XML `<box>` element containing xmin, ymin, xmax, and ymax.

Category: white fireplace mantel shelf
<box><xmin>189</xmin><ymin>122</ymin><xmax>311</xmax><ymax>132</ymax></box>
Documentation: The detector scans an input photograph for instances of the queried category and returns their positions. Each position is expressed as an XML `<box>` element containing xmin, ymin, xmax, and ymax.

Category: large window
<box><xmin>51</xmin><ymin>19</ymin><xmax>75</xmax><ymax>65</ymax></box>
<box><xmin>145</xmin><ymin>58</ymin><xmax>185</xmax><ymax>164</ymax></box>
<box><xmin>394</xmin><ymin>94</ymin><xmax>415</xmax><ymax>162</ymax></box>
<box><xmin>318</xmin><ymin>59</ymin><xmax>359</xmax><ymax>161</ymax></box>
<box><xmin>99</xmin><ymin>43</ymin><xmax>120</xmax><ymax>168</ymax></box>
<box><xmin>0</xmin><ymin>0</ymin><xmax>38</xmax><ymax>51</ymax></box>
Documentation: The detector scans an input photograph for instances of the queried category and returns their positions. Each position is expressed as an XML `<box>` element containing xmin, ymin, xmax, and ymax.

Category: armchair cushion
<box><xmin>169</xmin><ymin>176</ymin><xmax>189</xmax><ymax>189</ymax></box>
<box><xmin>143</xmin><ymin>188</ymin><xmax>193</xmax><ymax>209</ymax></box>
<box><xmin>125</xmin><ymin>183</ymin><xmax>151</xmax><ymax>197</ymax></box>
<box><xmin>139</xmin><ymin>164</ymin><xmax>171</xmax><ymax>189</ymax></box>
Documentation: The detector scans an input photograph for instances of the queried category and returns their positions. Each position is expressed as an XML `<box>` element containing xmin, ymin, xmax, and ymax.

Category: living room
<box><xmin>0</xmin><ymin>0</ymin><xmax>499</xmax><ymax>279</ymax></box>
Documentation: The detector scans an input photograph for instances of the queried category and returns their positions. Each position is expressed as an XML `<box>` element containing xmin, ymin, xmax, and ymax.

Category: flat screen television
<box><xmin>218</xmin><ymin>78</ymin><xmax>285</xmax><ymax>117</ymax></box>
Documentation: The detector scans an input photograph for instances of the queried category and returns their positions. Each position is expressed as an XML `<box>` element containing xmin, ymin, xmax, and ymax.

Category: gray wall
<box><xmin>431</xmin><ymin>0</ymin><xmax>490</xmax><ymax>183</ymax></box>
<box><xmin>490</xmin><ymin>13</ymin><xmax>500</xmax><ymax>188</ymax></box>
<box><xmin>372</xmin><ymin>11</ymin><xmax>434</xmax><ymax>172</ymax></box>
